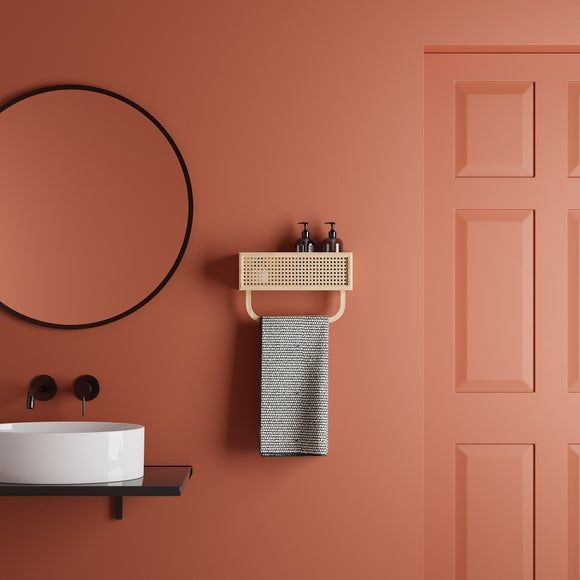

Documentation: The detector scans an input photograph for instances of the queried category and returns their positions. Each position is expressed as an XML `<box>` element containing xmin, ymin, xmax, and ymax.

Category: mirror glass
<box><xmin>0</xmin><ymin>86</ymin><xmax>192</xmax><ymax>328</ymax></box>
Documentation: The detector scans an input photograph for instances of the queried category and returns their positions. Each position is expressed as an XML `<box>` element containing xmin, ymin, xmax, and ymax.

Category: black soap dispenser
<box><xmin>322</xmin><ymin>221</ymin><xmax>343</xmax><ymax>252</ymax></box>
<box><xmin>295</xmin><ymin>221</ymin><xmax>316</xmax><ymax>252</ymax></box>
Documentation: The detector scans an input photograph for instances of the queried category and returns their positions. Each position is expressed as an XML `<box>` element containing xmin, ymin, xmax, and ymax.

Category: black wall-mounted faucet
<box><xmin>73</xmin><ymin>375</ymin><xmax>100</xmax><ymax>416</ymax></box>
<box><xmin>26</xmin><ymin>375</ymin><xmax>58</xmax><ymax>409</ymax></box>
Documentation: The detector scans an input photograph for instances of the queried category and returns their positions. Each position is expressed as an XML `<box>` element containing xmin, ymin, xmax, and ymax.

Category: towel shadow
<box><xmin>226</xmin><ymin>322</ymin><xmax>260</xmax><ymax>451</ymax></box>
<box><xmin>202</xmin><ymin>253</ymin><xmax>260</xmax><ymax>451</ymax></box>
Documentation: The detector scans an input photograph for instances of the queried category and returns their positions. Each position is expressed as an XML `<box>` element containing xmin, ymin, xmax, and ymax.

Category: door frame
<box><xmin>422</xmin><ymin>44</ymin><xmax>580</xmax><ymax>578</ymax></box>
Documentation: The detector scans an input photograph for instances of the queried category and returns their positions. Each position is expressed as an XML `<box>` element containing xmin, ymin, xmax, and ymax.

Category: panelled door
<box><xmin>425</xmin><ymin>52</ymin><xmax>580</xmax><ymax>579</ymax></box>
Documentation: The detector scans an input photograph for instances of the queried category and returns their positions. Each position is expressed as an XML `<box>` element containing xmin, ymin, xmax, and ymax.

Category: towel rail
<box><xmin>244</xmin><ymin>289</ymin><xmax>347</xmax><ymax>323</ymax></box>
<box><xmin>239</xmin><ymin>252</ymin><xmax>353</xmax><ymax>323</ymax></box>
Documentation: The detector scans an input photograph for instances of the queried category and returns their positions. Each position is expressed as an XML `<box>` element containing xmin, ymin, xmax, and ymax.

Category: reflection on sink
<box><xmin>0</xmin><ymin>422</ymin><xmax>144</xmax><ymax>484</ymax></box>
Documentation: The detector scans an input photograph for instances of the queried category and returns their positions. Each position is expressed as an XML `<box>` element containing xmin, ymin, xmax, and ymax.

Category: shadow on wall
<box><xmin>0</xmin><ymin>379</ymin><xmax>26</xmax><ymax>408</ymax></box>
<box><xmin>227</xmin><ymin>322</ymin><xmax>260</xmax><ymax>451</ymax></box>
<box><xmin>203</xmin><ymin>254</ymin><xmax>238</xmax><ymax>290</ymax></box>
<box><xmin>202</xmin><ymin>254</ymin><xmax>260</xmax><ymax>451</ymax></box>
<box><xmin>274</xmin><ymin>223</ymin><xmax>298</xmax><ymax>251</ymax></box>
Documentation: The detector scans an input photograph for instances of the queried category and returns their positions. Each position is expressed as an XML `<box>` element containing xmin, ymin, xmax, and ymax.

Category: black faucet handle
<box><xmin>27</xmin><ymin>375</ymin><xmax>58</xmax><ymax>409</ymax></box>
<box><xmin>73</xmin><ymin>375</ymin><xmax>99</xmax><ymax>417</ymax></box>
<box><xmin>30</xmin><ymin>375</ymin><xmax>58</xmax><ymax>399</ymax></box>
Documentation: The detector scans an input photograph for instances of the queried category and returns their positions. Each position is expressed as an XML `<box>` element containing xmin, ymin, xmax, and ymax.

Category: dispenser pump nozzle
<box><xmin>325</xmin><ymin>221</ymin><xmax>337</xmax><ymax>238</ymax></box>
<box><xmin>322</xmin><ymin>221</ymin><xmax>342</xmax><ymax>252</ymax></box>
<box><xmin>296</xmin><ymin>221</ymin><xmax>315</xmax><ymax>252</ymax></box>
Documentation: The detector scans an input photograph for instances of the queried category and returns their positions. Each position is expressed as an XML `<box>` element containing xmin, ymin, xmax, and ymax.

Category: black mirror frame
<box><xmin>0</xmin><ymin>84</ymin><xmax>194</xmax><ymax>330</ymax></box>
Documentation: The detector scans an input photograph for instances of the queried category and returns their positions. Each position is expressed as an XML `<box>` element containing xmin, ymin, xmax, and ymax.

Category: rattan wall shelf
<box><xmin>238</xmin><ymin>252</ymin><xmax>353</xmax><ymax>323</ymax></box>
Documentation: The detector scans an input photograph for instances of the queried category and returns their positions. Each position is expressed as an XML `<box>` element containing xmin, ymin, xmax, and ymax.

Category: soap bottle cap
<box><xmin>325</xmin><ymin>221</ymin><xmax>337</xmax><ymax>238</ymax></box>
<box><xmin>298</xmin><ymin>221</ymin><xmax>310</xmax><ymax>237</ymax></box>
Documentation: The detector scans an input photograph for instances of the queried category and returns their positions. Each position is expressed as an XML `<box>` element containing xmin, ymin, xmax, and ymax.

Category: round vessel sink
<box><xmin>0</xmin><ymin>422</ymin><xmax>144</xmax><ymax>484</ymax></box>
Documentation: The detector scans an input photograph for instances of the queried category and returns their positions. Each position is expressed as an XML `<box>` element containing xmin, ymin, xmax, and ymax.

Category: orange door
<box><xmin>425</xmin><ymin>52</ymin><xmax>580</xmax><ymax>579</ymax></box>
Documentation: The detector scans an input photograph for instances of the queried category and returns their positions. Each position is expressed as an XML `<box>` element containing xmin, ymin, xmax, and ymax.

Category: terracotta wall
<box><xmin>5</xmin><ymin>0</ymin><xmax>579</xmax><ymax>578</ymax></box>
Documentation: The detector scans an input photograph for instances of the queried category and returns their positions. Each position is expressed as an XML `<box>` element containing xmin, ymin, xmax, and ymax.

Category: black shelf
<box><xmin>0</xmin><ymin>465</ymin><xmax>193</xmax><ymax>520</ymax></box>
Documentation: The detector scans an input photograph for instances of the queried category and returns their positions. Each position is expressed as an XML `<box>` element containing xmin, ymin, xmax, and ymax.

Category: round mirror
<box><xmin>0</xmin><ymin>85</ymin><xmax>193</xmax><ymax>328</ymax></box>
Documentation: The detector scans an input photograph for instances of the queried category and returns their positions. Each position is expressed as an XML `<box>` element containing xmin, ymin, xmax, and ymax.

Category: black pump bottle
<box><xmin>322</xmin><ymin>221</ymin><xmax>343</xmax><ymax>252</ymax></box>
<box><xmin>295</xmin><ymin>221</ymin><xmax>316</xmax><ymax>252</ymax></box>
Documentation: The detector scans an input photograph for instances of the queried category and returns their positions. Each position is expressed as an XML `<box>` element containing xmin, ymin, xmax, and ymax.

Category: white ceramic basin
<box><xmin>0</xmin><ymin>422</ymin><xmax>144</xmax><ymax>484</ymax></box>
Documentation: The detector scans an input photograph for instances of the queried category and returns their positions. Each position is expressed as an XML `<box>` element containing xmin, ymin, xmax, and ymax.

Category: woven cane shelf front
<box><xmin>239</xmin><ymin>252</ymin><xmax>353</xmax><ymax>291</ymax></box>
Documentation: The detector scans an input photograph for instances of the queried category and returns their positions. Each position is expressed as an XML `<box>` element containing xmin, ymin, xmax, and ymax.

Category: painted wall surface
<box><xmin>1</xmin><ymin>1</ymin><xmax>578</xmax><ymax>579</ymax></box>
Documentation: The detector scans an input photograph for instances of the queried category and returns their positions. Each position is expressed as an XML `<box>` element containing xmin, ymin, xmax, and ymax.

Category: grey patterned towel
<box><xmin>260</xmin><ymin>316</ymin><xmax>329</xmax><ymax>456</ymax></box>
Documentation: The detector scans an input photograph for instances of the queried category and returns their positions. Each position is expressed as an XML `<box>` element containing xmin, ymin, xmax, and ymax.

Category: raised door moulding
<box><xmin>455</xmin><ymin>445</ymin><xmax>534</xmax><ymax>580</ymax></box>
<box><xmin>455</xmin><ymin>210</ymin><xmax>534</xmax><ymax>392</ymax></box>
<box><xmin>455</xmin><ymin>81</ymin><xmax>534</xmax><ymax>177</ymax></box>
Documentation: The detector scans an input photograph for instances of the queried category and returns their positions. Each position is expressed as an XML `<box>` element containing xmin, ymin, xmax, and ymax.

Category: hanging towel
<box><xmin>260</xmin><ymin>316</ymin><xmax>329</xmax><ymax>456</ymax></box>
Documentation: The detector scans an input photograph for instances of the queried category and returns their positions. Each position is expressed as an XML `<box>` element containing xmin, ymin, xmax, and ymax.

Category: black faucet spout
<box><xmin>26</xmin><ymin>391</ymin><xmax>35</xmax><ymax>410</ymax></box>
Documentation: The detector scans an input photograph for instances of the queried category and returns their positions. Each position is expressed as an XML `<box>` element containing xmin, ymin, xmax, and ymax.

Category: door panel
<box><xmin>454</xmin><ymin>81</ymin><xmax>535</xmax><ymax>177</ymax></box>
<box><xmin>455</xmin><ymin>209</ymin><xmax>534</xmax><ymax>392</ymax></box>
<box><xmin>455</xmin><ymin>445</ymin><xmax>534</xmax><ymax>580</ymax></box>
<box><xmin>568</xmin><ymin>446</ymin><xmax>580</xmax><ymax>579</ymax></box>
<box><xmin>424</xmin><ymin>53</ymin><xmax>579</xmax><ymax>579</ymax></box>
<box><xmin>568</xmin><ymin>83</ymin><xmax>580</xmax><ymax>177</ymax></box>
<box><xmin>570</xmin><ymin>211</ymin><xmax>580</xmax><ymax>391</ymax></box>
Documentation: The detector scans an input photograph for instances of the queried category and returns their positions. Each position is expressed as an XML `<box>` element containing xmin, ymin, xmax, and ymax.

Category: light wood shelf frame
<box><xmin>238</xmin><ymin>252</ymin><xmax>353</xmax><ymax>323</ymax></box>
